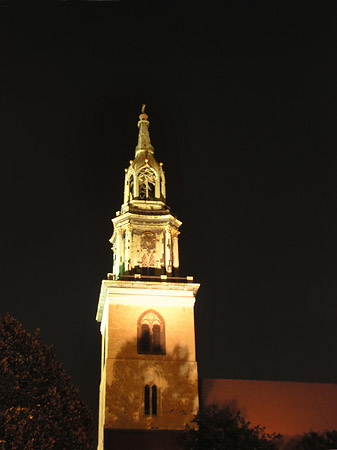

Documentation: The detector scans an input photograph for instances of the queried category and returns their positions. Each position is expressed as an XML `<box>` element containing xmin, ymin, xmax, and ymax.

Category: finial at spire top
<box><xmin>139</xmin><ymin>104</ymin><xmax>148</xmax><ymax>121</ymax></box>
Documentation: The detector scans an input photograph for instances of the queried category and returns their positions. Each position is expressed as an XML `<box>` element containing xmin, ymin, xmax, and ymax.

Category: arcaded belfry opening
<box><xmin>137</xmin><ymin>309</ymin><xmax>166</xmax><ymax>355</ymax></box>
<box><xmin>138</xmin><ymin>167</ymin><xmax>156</xmax><ymax>200</ymax></box>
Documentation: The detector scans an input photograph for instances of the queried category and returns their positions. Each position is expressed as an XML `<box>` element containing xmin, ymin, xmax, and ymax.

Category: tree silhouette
<box><xmin>295</xmin><ymin>430</ymin><xmax>337</xmax><ymax>450</ymax></box>
<box><xmin>178</xmin><ymin>405</ymin><xmax>282</xmax><ymax>450</ymax></box>
<box><xmin>105</xmin><ymin>338</ymin><xmax>198</xmax><ymax>430</ymax></box>
<box><xmin>0</xmin><ymin>314</ymin><xmax>93</xmax><ymax>450</ymax></box>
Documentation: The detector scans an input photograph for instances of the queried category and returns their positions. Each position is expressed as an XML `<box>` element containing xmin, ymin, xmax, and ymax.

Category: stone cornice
<box><xmin>96</xmin><ymin>279</ymin><xmax>200</xmax><ymax>323</ymax></box>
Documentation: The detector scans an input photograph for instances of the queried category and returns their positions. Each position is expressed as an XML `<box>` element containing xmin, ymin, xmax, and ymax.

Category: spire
<box><xmin>135</xmin><ymin>104</ymin><xmax>154</xmax><ymax>156</ymax></box>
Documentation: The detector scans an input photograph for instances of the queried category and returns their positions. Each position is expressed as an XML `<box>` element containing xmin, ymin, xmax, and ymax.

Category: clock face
<box><xmin>141</xmin><ymin>231</ymin><xmax>156</xmax><ymax>250</ymax></box>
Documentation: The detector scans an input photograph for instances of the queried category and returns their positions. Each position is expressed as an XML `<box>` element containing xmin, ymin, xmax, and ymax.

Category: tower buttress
<box><xmin>96</xmin><ymin>107</ymin><xmax>199</xmax><ymax>450</ymax></box>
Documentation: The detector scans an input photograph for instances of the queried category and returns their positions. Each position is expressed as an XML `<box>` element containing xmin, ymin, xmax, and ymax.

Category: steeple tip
<box><xmin>136</xmin><ymin>104</ymin><xmax>153</xmax><ymax>155</ymax></box>
<box><xmin>139</xmin><ymin>104</ymin><xmax>148</xmax><ymax>121</ymax></box>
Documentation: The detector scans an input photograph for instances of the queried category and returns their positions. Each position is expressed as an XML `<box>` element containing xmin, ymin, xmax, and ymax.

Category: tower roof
<box><xmin>109</xmin><ymin>106</ymin><xmax>183</xmax><ymax>280</ymax></box>
<box><xmin>131</xmin><ymin>105</ymin><xmax>161</xmax><ymax>175</ymax></box>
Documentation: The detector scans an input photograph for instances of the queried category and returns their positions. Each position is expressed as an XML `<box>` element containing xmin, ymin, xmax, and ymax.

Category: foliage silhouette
<box><xmin>0</xmin><ymin>313</ymin><xmax>93</xmax><ymax>450</ymax></box>
<box><xmin>295</xmin><ymin>430</ymin><xmax>337</xmax><ymax>450</ymax></box>
<box><xmin>178</xmin><ymin>404</ymin><xmax>282</xmax><ymax>450</ymax></box>
<box><xmin>105</xmin><ymin>337</ymin><xmax>198</xmax><ymax>430</ymax></box>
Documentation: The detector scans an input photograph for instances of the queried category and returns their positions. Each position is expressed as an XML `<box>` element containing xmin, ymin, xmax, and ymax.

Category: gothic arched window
<box><xmin>137</xmin><ymin>310</ymin><xmax>165</xmax><ymax>355</ymax></box>
<box><xmin>138</xmin><ymin>167</ymin><xmax>156</xmax><ymax>200</ymax></box>
<box><xmin>144</xmin><ymin>384</ymin><xmax>158</xmax><ymax>416</ymax></box>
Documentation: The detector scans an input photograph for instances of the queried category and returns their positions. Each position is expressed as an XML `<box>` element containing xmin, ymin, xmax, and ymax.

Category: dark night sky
<box><xmin>1</xmin><ymin>0</ymin><xmax>337</xmax><ymax>443</ymax></box>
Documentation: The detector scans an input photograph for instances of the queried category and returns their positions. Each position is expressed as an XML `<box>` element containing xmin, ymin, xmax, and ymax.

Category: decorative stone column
<box><xmin>165</xmin><ymin>226</ymin><xmax>172</xmax><ymax>274</ymax></box>
<box><xmin>172</xmin><ymin>229</ymin><xmax>180</xmax><ymax>273</ymax></box>
<box><xmin>124</xmin><ymin>224</ymin><xmax>132</xmax><ymax>274</ymax></box>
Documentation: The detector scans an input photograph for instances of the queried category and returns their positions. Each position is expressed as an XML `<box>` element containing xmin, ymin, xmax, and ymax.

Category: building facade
<box><xmin>96</xmin><ymin>106</ymin><xmax>199</xmax><ymax>450</ymax></box>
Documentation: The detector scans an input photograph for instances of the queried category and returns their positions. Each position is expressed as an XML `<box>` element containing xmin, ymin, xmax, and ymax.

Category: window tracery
<box><xmin>138</xmin><ymin>167</ymin><xmax>156</xmax><ymax>200</ymax></box>
<box><xmin>137</xmin><ymin>310</ymin><xmax>165</xmax><ymax>355</ymax></box>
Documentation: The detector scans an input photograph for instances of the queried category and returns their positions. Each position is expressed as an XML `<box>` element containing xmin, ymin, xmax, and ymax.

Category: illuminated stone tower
<box><xmin>96</xmin><ymin>106</ymin><xmax>199</xmax><ymax>450</ymax></box>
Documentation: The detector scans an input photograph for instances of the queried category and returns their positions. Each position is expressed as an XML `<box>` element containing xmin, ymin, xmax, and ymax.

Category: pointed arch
<box><xmin>143</xmin><ymin>367</ymin><xmax>161</xmax><ymax>416</ymax></box>
<box><xmin>144</xmin><ymin>384</ymin><xmax>158</xmax><ymax>416</ymax></box>
<box><xmin>124</xmin><ymin>167</ymin><xmax>136</xmax><ymax>204</ymax></box>
<box><xmin>137</xmin><ymin>166</ymin><xmax>156</xmax><ymax>200</ymax></box>
<box><xmin>137</xmin><ymin>309</ymin><xmax>166</xmax><ymax>355</ymax></box>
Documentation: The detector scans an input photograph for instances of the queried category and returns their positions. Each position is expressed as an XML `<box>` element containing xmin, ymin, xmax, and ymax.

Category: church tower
<box><xmin>96</xmin><ymin>106</ymin><xmax>199</xmax><ymax>450</ymax></box>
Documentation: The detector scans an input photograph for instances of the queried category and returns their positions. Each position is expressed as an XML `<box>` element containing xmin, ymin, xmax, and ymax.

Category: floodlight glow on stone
<box><xmin>96</xmin><ymin>106</ymin><xmax>200</xmax><ymax>446</ymax></box>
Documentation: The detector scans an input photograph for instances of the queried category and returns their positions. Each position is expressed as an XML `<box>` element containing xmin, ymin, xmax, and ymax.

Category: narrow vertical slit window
<box><xmin>152</xmin><ymin>385</ymin><xmax>157</xmax><ymax>416</ymax></box>
<box><xmin>144</xmin><ymin>385</ymin><xmax>150</xmax><ymax>415</ymax></box>
<box><xmin>152</xmin><ymin>324</ymin><xmax>161</xmax><ymax>354</ymax></box>
<box><xmin>141</xmin><ymin>324</ymin><xmax>150</xmax><ymax>353</ymax></box>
